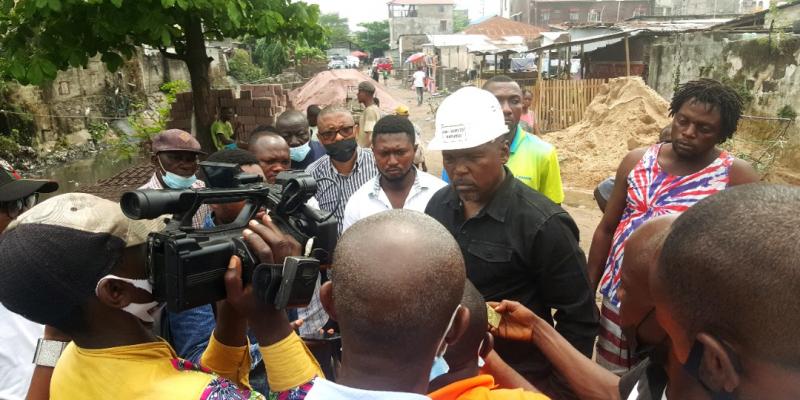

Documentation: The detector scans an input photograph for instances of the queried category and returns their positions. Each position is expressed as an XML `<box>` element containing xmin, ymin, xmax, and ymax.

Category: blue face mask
<box><xmin>428</xmin><ymin>305</ymin><xmax>461</xmax><ymax>382</ymax></box>
<box><xmin>158</xmin><ymin>158</ymin><xmax>197</xmax><ymax>189</ymax></box>
<box><xmin>290</xmin><ymin>141</ymin><xmax>312</xmax><ymax>162</ymax></box>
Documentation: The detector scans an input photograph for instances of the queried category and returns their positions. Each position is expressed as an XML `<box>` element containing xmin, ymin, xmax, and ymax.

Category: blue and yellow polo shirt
<box><xmin>442</xmin><ymin>127</ymin><xmax>564</xmax><ymax>204</ymax></box>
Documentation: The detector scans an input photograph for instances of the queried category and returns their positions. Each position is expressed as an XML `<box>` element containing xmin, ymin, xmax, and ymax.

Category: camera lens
<box><xmin>121</xmin><ymin>190</ymin><xmax>186</xmax><ymax>219</ymax></box>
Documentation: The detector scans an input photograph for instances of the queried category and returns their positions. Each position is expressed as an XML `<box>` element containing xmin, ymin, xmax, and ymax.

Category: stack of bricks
<box><xmin>167</xmin><ymin>84</ymin><xmax>290</xmax><ymax>136</ymax></box>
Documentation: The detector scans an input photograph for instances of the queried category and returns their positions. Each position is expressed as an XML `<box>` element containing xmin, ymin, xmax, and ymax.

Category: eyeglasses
<box><xmin>1</xmin><ymin>192</ymin><xmax>39</xmax><ymax>218</ymax></box>
<box><xmin>318</xmin><ymin>125</ymin><xmax>355</xmax><ymax>141</ymax></box>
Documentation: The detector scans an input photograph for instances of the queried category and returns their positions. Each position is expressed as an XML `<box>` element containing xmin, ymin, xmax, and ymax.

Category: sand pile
<box><xmin>546</xmin><ymin>77</ymin><xmax>671</xmax><ymax>189</ymax></box>
<box><xmin>289</xmin><ymin>69</ymin><xmax>399</xmax><ymax>113</ymax></box>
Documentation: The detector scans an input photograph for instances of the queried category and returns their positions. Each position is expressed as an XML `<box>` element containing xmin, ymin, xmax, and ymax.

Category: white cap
<box><xmin>428</xmin><ymin>87</ymin><xmax>509</xmax><ymax>151</ymax></box>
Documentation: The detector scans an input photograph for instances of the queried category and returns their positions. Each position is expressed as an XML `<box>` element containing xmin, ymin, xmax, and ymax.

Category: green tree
<box><xmin>0</xmin><ymin>0</ymin><xmax>325</xmax><ymax>152</ymax></box>
<box><xmin>453</xmin><ymin>10</ymin><xmax>470</xmax><ymax>32</ymax></box>
<box><xmin>228</xmin><ymin>48</ymin><xmax>266</xmax><ymax>83</ymax></box>
<box><xmin>319</xmin><ymin>12</ymin><xmax>350</xmax><ymax>48</ymax></box>
<box><xmin>354</xmin><ymin>20</ymin><xmax>389</xmax><ymax>57</ymax></box>
<box><xmin>253</xmin><ymin>39</ymin><xmax>290</xmax><ymax>75</ymax></box>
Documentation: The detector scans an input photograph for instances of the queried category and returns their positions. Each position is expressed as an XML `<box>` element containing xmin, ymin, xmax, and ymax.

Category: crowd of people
<box><xmin>0</xmin><ymin>74</ymin><xmax>798</xmax><ymax>400</ymax></box>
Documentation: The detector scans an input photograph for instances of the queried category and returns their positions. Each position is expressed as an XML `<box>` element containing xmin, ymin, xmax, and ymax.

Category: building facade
<box><xmin>501</xmin><ymin>0</ymin><xmax>651</xmax><ymax>27</ymax></box>
<box><xmin>389</xmin><ymin>0</ymin><xmax>456</xmax><ymax>53</ymax></box>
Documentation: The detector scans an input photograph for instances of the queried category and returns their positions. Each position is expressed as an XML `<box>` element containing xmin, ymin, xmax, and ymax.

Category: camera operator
<box><xmin>0</xmin><ymin>192</ymin><xmax>323</xmax><ymax>399</ymax></box>
<box><xmin>141</xmin><ymin>129</ymin><xmax>209</xmax><ymax>228</ymax></box>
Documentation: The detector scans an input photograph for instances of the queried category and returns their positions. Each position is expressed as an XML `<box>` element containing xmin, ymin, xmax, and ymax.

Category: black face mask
<box><xmin>684</xmin><ymin>340</ymin><xmax>739</xmax><ymax>400</ymax></box>
<box><xmin>324</xmin><ymin>138</ymin><xmax>357</xmax><ymax>162</ymax></box>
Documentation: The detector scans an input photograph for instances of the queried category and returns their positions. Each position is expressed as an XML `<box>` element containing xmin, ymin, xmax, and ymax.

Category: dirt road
<box><xmin>381</xmin><ymin>79</ymin><xmax>602</xmax><ymax>253</ymax></box>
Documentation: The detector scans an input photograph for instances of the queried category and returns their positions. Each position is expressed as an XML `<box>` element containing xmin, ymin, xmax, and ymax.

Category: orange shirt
<box><xmin>428</xmin><ymin>374</ymin><xmax>551</xmax><ymax>400</ymax></box>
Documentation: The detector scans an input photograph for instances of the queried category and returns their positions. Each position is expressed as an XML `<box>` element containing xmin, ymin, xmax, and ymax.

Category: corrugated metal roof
<box><xmin>426</xmin><ymin>34</ymin><xmax>490</xmax><ymax>47</ymax></box>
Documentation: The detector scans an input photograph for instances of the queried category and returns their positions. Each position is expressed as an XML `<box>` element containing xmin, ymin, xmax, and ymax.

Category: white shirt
<box><xmin>342</xmin><ymin>169</ymin><xmax>447</xmax><ymax>232</ymax></box>
<box><xmin>0</xmin><ymin>303</ymin><xmax>43</xmax><ymax>400</ymax></box>
<box><xmin>412</xmin><ymin>70</ymin><xmax>426</xmax><ymax>87</ymax></box>
<box><xmin>305</xmin><ymin>377</ymin><xmax>429</xmax><ymax>400</ymax></box>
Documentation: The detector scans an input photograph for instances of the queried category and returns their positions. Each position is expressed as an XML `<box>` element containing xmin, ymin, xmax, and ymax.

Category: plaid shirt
<box><xmin>139</xmin><ymin>173</ymin><xmax>210</xmax><ymax>229</ymax></box>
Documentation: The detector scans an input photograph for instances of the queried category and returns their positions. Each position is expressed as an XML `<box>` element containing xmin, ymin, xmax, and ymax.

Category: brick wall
<box><xmin>166</xmin><ymin>84</ymin><xmax>289</xmax><ymax>139</ymax></box>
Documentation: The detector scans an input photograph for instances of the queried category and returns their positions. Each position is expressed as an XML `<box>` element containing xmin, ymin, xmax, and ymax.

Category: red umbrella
<box><xmin>351</xmin><ymin>50</ymin><xmax>368</xmax><ymax>58</ymax></box>
<box><xmin>405</xmin><ymin>52</ymin><xmax>425</xmax><ymax>63</ymax></box>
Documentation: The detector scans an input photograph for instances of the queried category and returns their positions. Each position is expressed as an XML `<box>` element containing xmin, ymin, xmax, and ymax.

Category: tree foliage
<box><xmin>453</xmin><ymin>10</ymin><xmax>470</xmax><ymax>32</ymax></box>
<box><xmin>354</xmin><ymin>20</ymin><xmax>389</xmax><ymax>57</ymax></box>
<box><xmin>0</xmin><ymin>0</ymin><xmax>325</xmax><ymax>151</ymax></box>
<box><xmin>319</xmin><ymin>12</ymin><xmax>350</xmax><ymax>48</ymax></box>
<box><xmin>0</xmin><ymin>0</ymin><xmax>325</xmax><ymax>84</ymax></box>
<box><xmin>253</xmin><ymin>39</ymin><xmax>289</xmax><ymax>76</ymax></box>
<box><xmin>228</xmin><ymin>48</ymin><xmax>266</xmax><ymax>83</ymax></box>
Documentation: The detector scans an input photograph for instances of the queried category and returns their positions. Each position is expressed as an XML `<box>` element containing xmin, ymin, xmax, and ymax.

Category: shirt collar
<box><xmin>441</xmin><ymin>167</ymin><xmax>515</xmax><ymax>222</ymax></box>
<box><xmin>509</xmin><ymin>125</ymin><xmax>528</xmax><ymax>154</ymax></box>
<box><xmin>369</xmin><ymin>168</ymin><xmax>424</xmax><ymax>199</ymax></box>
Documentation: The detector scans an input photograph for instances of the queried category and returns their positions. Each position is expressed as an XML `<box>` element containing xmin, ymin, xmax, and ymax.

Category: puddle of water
<box><xmin>35</xmin><ymin>151</ymin><xmax>145</xmax><ymax>200</ymax></box>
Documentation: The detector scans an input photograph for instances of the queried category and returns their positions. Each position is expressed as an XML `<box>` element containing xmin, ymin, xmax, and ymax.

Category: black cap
<box><xmin>0</xmin><ymin>159</ymin><xmax>58</xmax><ymax>202</ymax></box>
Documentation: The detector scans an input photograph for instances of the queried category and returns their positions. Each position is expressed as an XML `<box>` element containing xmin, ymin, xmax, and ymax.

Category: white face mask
<box><xmin>95</xmin><ymin>274</ymin><xmax>164</xmax><ymax>323</ymax></box>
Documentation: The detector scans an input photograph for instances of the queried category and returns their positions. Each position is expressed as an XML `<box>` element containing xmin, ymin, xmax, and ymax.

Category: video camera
<box><xmin>120</xmin><ymin>162</ymin><xmax>338</xmax><ymax>313</ymax></box>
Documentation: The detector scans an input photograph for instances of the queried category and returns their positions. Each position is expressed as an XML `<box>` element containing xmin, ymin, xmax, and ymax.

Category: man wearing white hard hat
<box><xmin>425</xmin><ymin>87</ymin><xmax>598</xmax><ymax>399</ymax></box>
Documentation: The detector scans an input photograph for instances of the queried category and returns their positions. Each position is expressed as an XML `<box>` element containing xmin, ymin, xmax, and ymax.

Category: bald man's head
<box><xmin>276</xmin><ymin>110</ymin><xmax>310</xmax><ymax>147</ymax></box>
<box><xmin>324</xmin><ymin>210</ymin><xmax>466</xmax><ymax>363</ymax></box>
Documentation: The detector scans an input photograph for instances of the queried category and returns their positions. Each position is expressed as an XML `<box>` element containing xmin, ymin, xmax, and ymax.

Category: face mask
<box><xmin>683</xmin><ymin>340</ymin><xmax>737</xmax><ymax>400</ymax></box>
<box><xmin>158</xmin><ymin>158</ymin><xmax>197</xmax><ymax>189</ymax></box>
<box><xmin>429</xmin><ymin>305</ymin><xmax>461</xmax><ymax>382</ymax></box>
<box><xmin>290</xmin><ymin>141</ymin><xmax>312</xmax><ymax>162</ymax></box>
<box><xmin>324</xmin><ymin>138</ymin><xmax>358</xmax><ymax>162</ymax></box>
<box><xmin>95</xmin><ymin>274</ymin><xmax>165</xmax><ymax>323</ymax></box>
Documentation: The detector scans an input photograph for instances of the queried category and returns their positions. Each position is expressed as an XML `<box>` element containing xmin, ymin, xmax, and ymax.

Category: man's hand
<box><xmin>488</xmin><ymin>300</ymin><xmax>540</xmax><ymax>344</ymax></box>
<box><xmin>243</xmin><ymin>214</ymin><xmax>302</xmax><ymax>265</ymax></box>
<box><xmin>222</xmin><ymin>214</ymin><xmax>303</xmax><ymax>346</ymax></box>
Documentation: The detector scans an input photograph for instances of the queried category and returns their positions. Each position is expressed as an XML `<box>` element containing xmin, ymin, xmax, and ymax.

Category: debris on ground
<box><xmin>545</xmin><ymin>77</ymin><xmax>671</xmax><ymax>189</ymax></box>
<box><xmin>288</xmin><ymin>69</ymin><xmax>400</xmax><ymax>114</ymax></box>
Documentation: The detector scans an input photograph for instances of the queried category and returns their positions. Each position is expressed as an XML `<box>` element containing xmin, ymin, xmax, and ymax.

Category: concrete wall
<box><xmin>671</xmin><ymin>0</ymin><xmax>739</xmax><ymax>15</ymax></box>
<box><xmin>9</xmin><ymin>48</ymin><xmax>196</xmax><ymax>149</ymax></box>
<box><xmin>534</xmin><ymin>1</ymin><xmax>650</xmax><ymax>25</ymax></box>
<box><xmin>390</xmin><ymin>4</ymin><xmax>455</xmax><ymax>48</ymax></box>
<box><xmin>647</xmin><ymin>32</ymin><xmax>800</xmax><ymax>117</ymax></box>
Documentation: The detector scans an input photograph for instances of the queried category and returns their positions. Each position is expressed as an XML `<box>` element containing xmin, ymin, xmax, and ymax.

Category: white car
<box><xmin>345</xmin><ymin>56</ymin><xmax>360</xmax><ymax>68</ymax></box>
<box><xmin>328</xmin><ymin>59</ymin><xmax>345</xmax><ymax>69</ymax></box>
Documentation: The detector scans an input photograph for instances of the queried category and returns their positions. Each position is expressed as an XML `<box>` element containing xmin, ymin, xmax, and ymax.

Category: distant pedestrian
<box><xmin>412</xmin><ymin>66</ymin><xmax>426</xmax><ymax>106</ymax></box>
<box><xmin>355</xmin><ymin>81</ymin><xmax>382</xmax><ymax>148</ymax></box>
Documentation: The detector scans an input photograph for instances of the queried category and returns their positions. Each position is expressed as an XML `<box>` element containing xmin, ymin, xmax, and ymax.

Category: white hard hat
<box><xmin>428</xmin><ymin>86</ymin><xmax>509</xmax><ymax>151</ymax></box>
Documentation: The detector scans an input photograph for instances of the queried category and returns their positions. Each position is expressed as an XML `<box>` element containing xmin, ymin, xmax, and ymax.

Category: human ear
<box><xmin>95</xmin><ymin>279</ymin><xmax>135</xmax><ymax>310</ymax></box>
<box><xmin>444</xmin><ymin>306</ymin><xmax>470</xmax><ymax>347</ymax></box>
<box><xmin>697</xmin><ymin>332</ymin><xmax>741</xmax><ymax>393</ymax></box>
<box><xmin>319</xmin><ymin>281</ymin><xmax>337</xmax><ymax>322</ymax></box>
<box><xmin>499</xmin><ymin>141</ymin><xmax>510</xmax><ymax>164</ymax></box>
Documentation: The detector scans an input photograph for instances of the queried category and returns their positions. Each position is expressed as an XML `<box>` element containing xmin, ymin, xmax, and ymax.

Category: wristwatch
<box><xmin>32</xmin><ymin>338</ymin><xmax>69</xmax><ymax>367</ymax></box>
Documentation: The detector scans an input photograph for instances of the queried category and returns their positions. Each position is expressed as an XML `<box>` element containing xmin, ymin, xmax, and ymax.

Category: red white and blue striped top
<box><xmin>599</xmin><ymin>143</ymin><xmax>734</xmax><ymax>307</ymax></box>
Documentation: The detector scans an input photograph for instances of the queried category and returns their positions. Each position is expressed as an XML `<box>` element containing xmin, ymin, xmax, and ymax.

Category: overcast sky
<box><xmin>306</xmin><ymin>0</ymin><xmax>502</xmax><ymax>30</ymax></box>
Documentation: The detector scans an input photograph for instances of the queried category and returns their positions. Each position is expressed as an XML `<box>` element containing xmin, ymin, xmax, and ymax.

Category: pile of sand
<box><xmin>546</xmin><ymin>77</ymin><xmax>671</xmax><ymax>189</ymax></box>
<box><xmin>289</xmin><ymin>69</ymin><xmax>399</xmax><ymax>113</ymax></box>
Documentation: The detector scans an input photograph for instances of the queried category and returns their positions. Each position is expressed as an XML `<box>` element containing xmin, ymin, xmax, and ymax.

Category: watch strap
<box><xmin>33</xmin><ymin>338</ymin><xmax>69</xmax><ymax>367</ymax></box>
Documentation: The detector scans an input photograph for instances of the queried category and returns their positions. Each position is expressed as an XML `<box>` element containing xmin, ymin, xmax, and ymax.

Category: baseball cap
<box><xmin>395</xmin><ymin>104</ymin><xmax>410</xmax><ymax>116</ymax></box>
<box><xmin>358</xmin><ymin>81</ymin><xmax>376</xmax><ymax>94</ymax></box>
<box><xmin>428</xmin><ymin>87</ymin><xmax>509</xmax><ymax>151</ymax></box>
<box><xmin>0</xmin><ymin>159</ymin><xmax>58</xmax><ymax>202</ymax></box>
<box><xmin>0</xmin><ymin>193</ymin><xmax>165</xmax><ymax>326</ymax></box>
<box><xmin>151</xmin><ymin>129</ymin><xmax>205</xmax><ymax>154</ymax></box>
